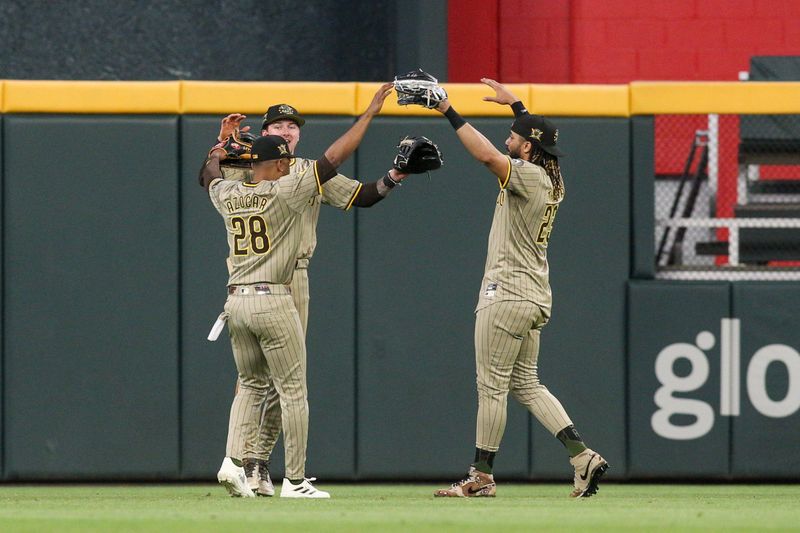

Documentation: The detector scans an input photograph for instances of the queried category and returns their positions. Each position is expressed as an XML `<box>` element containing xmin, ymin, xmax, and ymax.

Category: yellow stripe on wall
<box><xmin>630</xmin><ymin>81</ymin><xmax>800</xmax><ymax>115</ymax></box>
<box><xmin>3</xmin><ymin>80</ymin><xmax>800</xmax><ymax>116</ymax></box>
<box><xmin>530</xmin><ymin>84</ymin><xmax>630</xmax><ymax>117</ymax></box>
<box><xmin>447</xmin><ymin>83</ymin><xmax>530</xmax><ymax>116</ymax></box>
<box><xmin>3</xmin><ymin>81</ymin><xmax>180</xmax><ymax>113</ymax></box>
<box><xmin>181</xmin><ymin>81</ymin><xmax>357</xmax><ymax>115</ymax></box>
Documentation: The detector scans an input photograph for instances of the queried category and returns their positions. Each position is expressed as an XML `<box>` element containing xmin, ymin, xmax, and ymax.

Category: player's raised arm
<box><xmin>198</xmin><ymin>145</ymin><xmax>226</xmax><ymax>190</ymax></box>
<box><xmin>434</xmin><ymin>99</ymin><xmax>510</xmax><ymax>180</ymax></box>
<box><xmin>322</xmin><ymin>82</ymin><xmax>394</xmax><ymax>170</ymax></box>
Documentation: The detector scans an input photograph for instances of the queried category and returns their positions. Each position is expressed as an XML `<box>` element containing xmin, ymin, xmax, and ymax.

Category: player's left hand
<box><xmin>365</xmin><ymin>82</ymin><xmax>395</xmax><ymax>117</ymax></box>
<box><xmin>218</xmin><ymin>113</ymin><xmax>251</xmax><ymax>142</ymax></box>
<box><xmin>388</xmin><ymin>168</ymin><xmax>409</xmax><ymax>182</ymax></box>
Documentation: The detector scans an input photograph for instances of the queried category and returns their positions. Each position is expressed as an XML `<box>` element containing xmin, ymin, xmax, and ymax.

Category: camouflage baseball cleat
<box><xmin>569</xmin><ymin>448</ymin><xmax>608</xmax><ymax>498</ymax></box>
<box><xmin>434</xmin><ymin>466</ymin><xmax>496</xmax><ymax>497</ymax></box>
<box><xmin>244</xmin><ymin>458</ymin><xmax>275</xmax><ymax>497</ymax></box>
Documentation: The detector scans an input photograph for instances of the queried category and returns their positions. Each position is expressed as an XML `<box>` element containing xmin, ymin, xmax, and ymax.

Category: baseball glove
<box><xmin>393</xmin><ymin>135</ymin><xmax>443</xmax><ymax>174</ymax></box>
<box><xmin>393</xmin><ymin>69</ymin><xmax>448</xmax><ymax>109</ymax></box>
<box><xmin>209</xmin><ymin>130</ymin><xmax>256</xmax><ymax>167</ymax></box>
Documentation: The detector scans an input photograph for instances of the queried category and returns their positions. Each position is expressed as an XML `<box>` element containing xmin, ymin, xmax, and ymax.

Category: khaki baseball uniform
<box><xmin>208</xmin><ymin>159</ymin><xmax>323</xmax><ymax>480</ymax></box>
<box><xmin>474</xmin><ymin>156</ymin><xmax>573</xmax><ymax>452</ymax></box>
<box><xmin>225</xmin><ymin>158</ymin><xmax>361</xmax><ymax>462</ymax></box>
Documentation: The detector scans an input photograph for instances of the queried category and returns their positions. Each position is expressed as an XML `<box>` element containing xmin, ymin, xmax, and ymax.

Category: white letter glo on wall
<box><xmin>652</xmin><ymin>319</ymin><xmax>800</xmax><ymax>440</ymax></box>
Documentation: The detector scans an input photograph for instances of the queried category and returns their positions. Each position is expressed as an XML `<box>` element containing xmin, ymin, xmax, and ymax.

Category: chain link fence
<box><xmin>654</xmin><ymin>113</ymin><xmax>800</xmax><ymax>280</ymax></box>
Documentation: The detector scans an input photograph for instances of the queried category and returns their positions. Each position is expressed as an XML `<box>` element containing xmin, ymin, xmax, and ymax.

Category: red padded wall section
<box><xmin>450</xmin><ymin>0</ymin><xmax>800</xmax><ymax>83</ymax></box>
<box><xmin>499</xmin><ymin>0</ymin><xmax>572</xmax><ymax>83</ymax></box>
<box><xmin>448</xmin><ymin>0</ymin><xmax>499</xmax><ymax>82</ymax></box>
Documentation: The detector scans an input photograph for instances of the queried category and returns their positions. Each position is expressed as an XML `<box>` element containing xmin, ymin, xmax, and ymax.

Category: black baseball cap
<box><xmin>261</xmin><ymin>103</ymin><xmax>306</xmax><ymax>130</ymax></box>
<box><xmin>510</xmin><ymin>114</ymin><xmax>565</xmax><ymax>157</ymax></box>
<box><xmin>251</xmin><ymin>135</ymin><xmax>297</xmax><ymax>162</ymax></box>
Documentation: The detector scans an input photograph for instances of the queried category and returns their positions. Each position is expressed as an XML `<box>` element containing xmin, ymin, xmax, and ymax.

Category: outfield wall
<box><xmin>0</xmin><ymin>81</ymin><xmax>798</xmax><ymax>481</ymax></box>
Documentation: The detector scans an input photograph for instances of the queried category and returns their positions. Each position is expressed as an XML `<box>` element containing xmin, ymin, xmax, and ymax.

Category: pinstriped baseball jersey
<box><xmin>476</xmin><ymin>156</ymin><xmax>564</xmax><ymax>316</ymax></box>
<box><xmin>208</xmin><ymin>162</ymin><xmax>322</xmax><ymax>285</ymax></box>
<box><xmin>221</xmin><ymin>158</ymin><xmax>361</xmax><ymax>261</ymax></box>
<box><xmin>292</xmin><ymin>157</ymin><xmax>361</xmax><ymax>260</ymax></box>
<box><xmin>220</xmin><ymin>166</ymin><xmax>250</xmax><ymax>181</ymax></box>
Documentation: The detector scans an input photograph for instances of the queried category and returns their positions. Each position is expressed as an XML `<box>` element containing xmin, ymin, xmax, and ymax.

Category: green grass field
<box><xmin>0</xmin><ymin>484</ymin><xmax>798</xmax><ymax>532</ymax></box>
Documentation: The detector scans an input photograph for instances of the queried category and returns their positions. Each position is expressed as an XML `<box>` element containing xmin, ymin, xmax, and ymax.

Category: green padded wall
<box><xmin>3</xmin><ymin>116</ymin><xmax>180</xmax><ymax>478</ymax></box>
<box><xmin>628</xmin><ymin>281</ymin><xmax>731</xmax><ymax>478</ymax></box>
<box><xmin>731</xmin><ymin>283</ymin><xmax>800</xmax><ymax>478</ymax></box>
<box><xmin>0</xmin><ymin>112</ymin><xmax>795</xmax><ymax>482</ymax></box>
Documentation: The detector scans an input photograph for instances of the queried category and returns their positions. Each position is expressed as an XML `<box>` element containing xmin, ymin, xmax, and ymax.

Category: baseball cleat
<box><xmin>434</xmin><ymin>466</ymin><xmax>496</xmax><ymax>497</ymax></box>
<box><xmin>280</xmin><ymin>477</ymin><xmax>330</xmax><ymax>499</ymax></box>
<box><xmin>244</xmin><ymin>458</ymin><xmax>275</xmax><ymax>497</ymax></box>
<box><xmin>569</xmin><ymin>448</ymin><xmax>609</xmax><ymax>498</ymax></box>
<box><xmin>217</xmin><ymin>457</ymin><xmax>255</xmax><ymax>498</ymax></box>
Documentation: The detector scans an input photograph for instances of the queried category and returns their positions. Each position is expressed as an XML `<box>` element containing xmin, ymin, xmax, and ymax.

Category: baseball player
<box><xmin>202</xmin><ymin>83</ymin><xmax>397</xmax><ymax>498</ymax></box>
<box><xmin>430</xmin><ymin>79</ymin><xmax>608</xmax><ymax>498</ymax></box>
<box><xmin>214</xmin><ymin>104</ymin><xmax>408</xmax><ymax>496</ymax></box>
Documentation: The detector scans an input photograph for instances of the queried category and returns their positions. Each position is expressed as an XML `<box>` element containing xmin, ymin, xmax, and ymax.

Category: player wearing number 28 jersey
<box><xmin>201</xmin><ymin>83</ymin><xmax>395</xmax><ymax>499</ymax></box>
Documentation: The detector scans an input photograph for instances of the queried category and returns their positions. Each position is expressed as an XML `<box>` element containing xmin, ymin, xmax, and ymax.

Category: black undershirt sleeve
<box><xmin>351</xmin><ymin>181</ymin><xmax>384</xmax><ymax>207</ymax></box>
<box><xmin>510</xmin><ymin>100</ymin><xmax>529</xmax><ymax>117</ymax></box>
<box><xmin>315</xmin><ymin>156</ymin><xmax>337</xmax><ymax>185</ymax></box>
<box><xmin>199</xmin><ymin>156</ymin><xmax>223</xmax><ymax>190</ymax></box>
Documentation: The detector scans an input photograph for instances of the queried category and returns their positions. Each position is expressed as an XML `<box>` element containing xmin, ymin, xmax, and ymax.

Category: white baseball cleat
<box><xmin>280</xmin><ymin>477</ymin><xmax>330</xmax><ymax>498</ymax></box>
<box><xmin>217</xmin><ymin>457</ymin><xmax>256</xmax><ymax>498</ymax></box>
<box><xmin>569</xmin><ymin>448</ymin><xmax>609</xmax><ymax>498</ymax></box>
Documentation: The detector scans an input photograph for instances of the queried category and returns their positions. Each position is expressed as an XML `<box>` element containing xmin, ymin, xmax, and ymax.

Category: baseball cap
<box><xmin>261</xmin><ymin>103</ymin><xmax>306</xmax><ymax>130</ymax></box>
<box><xmin>251</xmin><ymin>135</ymin><xmax>297</xmax><ymax>162</ymax></box>
<box><xmin>510</xmin><ymin>114</ymin><xmax>565</xmax><ymax>157</ymax></box>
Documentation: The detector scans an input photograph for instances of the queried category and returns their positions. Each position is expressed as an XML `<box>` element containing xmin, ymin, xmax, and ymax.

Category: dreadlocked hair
<box><xmin>529</xmin><ymin>145</ymin><xmax>565</xmax><ymax>202</ymax></box>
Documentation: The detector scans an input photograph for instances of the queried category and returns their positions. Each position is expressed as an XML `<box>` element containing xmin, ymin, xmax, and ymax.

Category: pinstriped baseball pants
<box><xmin>474</xmin><ymin>300</ymin><xmax>572</xmax><ymax>452</ymax></box>
<box><xmin>224</xmin><ymin>289</ymin><xmax>308</xmax><ymax>479</ymax></box>
<box><xmin>246</xmin><ymin>268</ymin><xmax>310</xmax><ymax>460</ymax></box>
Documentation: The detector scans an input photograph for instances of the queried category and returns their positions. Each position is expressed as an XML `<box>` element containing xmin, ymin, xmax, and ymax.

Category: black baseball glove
<box><xmin>393</xmin><ymin>69</ymin><xmax>448</xmax><ymax>109</ymax></box>
<box><xmin>393</xmin><ymin>135</ymin><xmax>443</xmax><ymax>174</ymax></box>
<box><xmin>209</xmin><ymin>130</ymin><xmax>256</xmax><ymax>168</ymax></box>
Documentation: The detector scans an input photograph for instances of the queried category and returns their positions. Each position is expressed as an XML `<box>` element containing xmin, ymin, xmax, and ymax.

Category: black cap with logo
<box><xmin>261</xmin><ymin>103</ymin><xmax>306</xmax><ymax>130</ymax></box>
<box><xmin>251</xmin><ymin>135</ymin><xmax>297</xmax><ymax>162</ymax></box>
<box><xmin>510</xmin><ymin>114</ymin><xmax>565</xmax><ymax>157</ymax></box>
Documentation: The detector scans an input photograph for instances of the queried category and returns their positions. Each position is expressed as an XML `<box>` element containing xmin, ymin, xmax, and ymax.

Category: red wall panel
<box><xmin>450</xmin><ymin>0</ymin><xmax>800</xmax><ymax>84</ymax></box>
<box><xmin>448</xmin><ymin>0</ymin><xmax>499</xmax><ymax>82</ymax></box>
